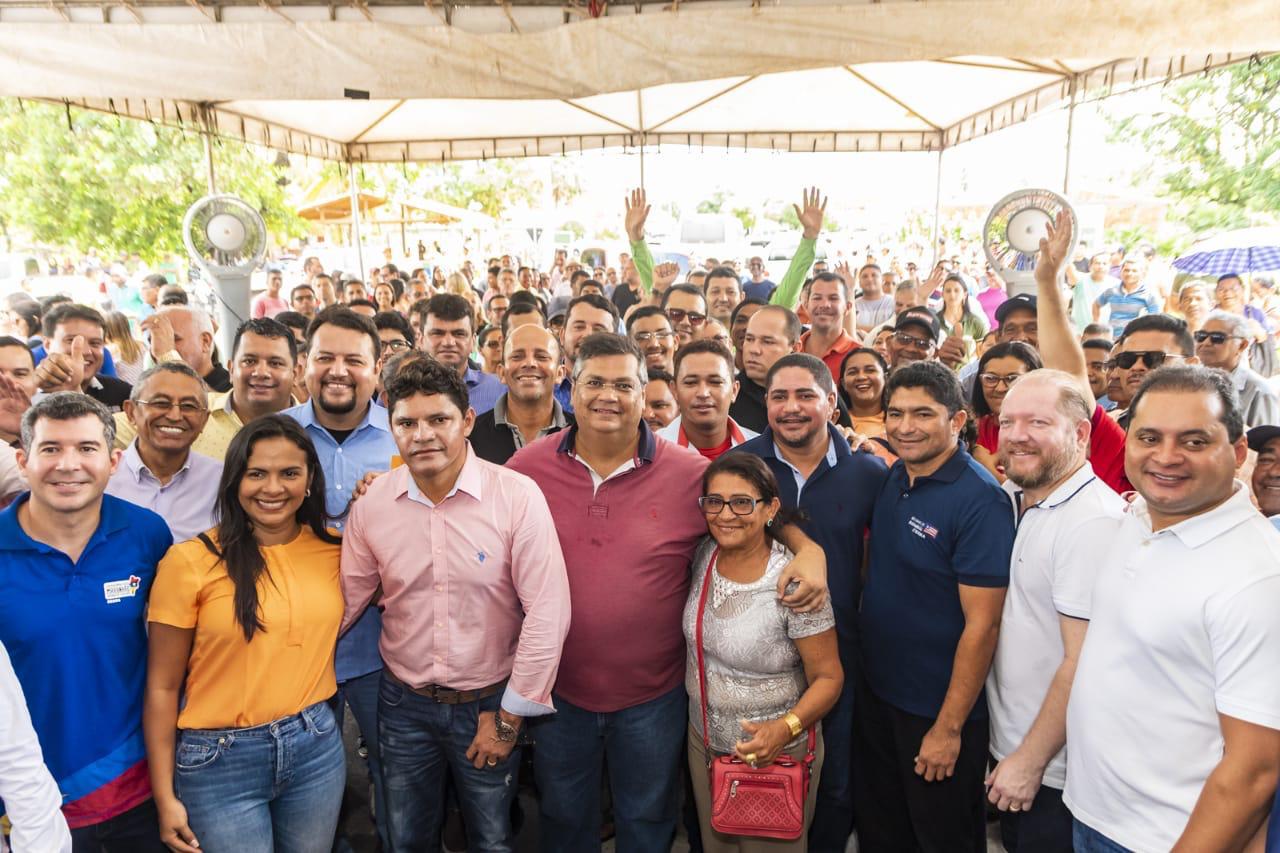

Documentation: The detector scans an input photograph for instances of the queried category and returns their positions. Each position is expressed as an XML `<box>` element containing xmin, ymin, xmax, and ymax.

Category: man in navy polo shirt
<box><xmin>0</xmin><ymin>392</ymin><xmax>172</xmax><ymax>851</ymax></box>
<box><xmin>854</xmin><ymin>361</ymin><xmax>1013</xmax><ymax>852</ymax></box>
<box><xmin>733</xmin><ymin>352</ymin><xmax>888</xmax><ymax>852</ymax></box>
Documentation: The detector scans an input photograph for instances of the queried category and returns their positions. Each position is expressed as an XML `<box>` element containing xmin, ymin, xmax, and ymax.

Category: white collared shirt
<box><xmin>1064</xmin><ymin>483</ymin><xmax>1280</xmax><ymax>850</ymax></box>
<box><xmin>987</xmin><ymin>465</ymin><xmax>1125</xmax><ymax>789</ymax></box>
<box><xmin>0</xmin><ymin>641</ymin><xmax>72</xmax><ymax>853</ymax></box>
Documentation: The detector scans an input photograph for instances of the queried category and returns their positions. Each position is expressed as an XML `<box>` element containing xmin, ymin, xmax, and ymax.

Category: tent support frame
<box><xmin>348</xmin><ymin>161</ymin><xmax>365</xmax><ymax>278</ymax></box>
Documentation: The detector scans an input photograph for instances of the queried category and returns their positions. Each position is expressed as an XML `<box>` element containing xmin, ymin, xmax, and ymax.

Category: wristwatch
<box><xmin>493</xmin><ymin>712</ymin><xmax>520</xmax><ymax>743</ymax></box>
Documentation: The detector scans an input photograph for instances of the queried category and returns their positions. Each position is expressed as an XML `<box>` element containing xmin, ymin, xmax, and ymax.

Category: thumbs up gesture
<box><xmin>36</xmin><ymin>336</ymin><xmax>88</xmax><ymax>393</ymax></box>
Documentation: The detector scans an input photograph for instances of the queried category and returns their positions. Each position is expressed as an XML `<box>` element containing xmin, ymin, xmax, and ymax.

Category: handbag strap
<box><xmin>696</xmin><ymin>546</ymin><xmax>818</xmax><ymax>768</ymax></box>
<box><xmin>695</xmin><ymin>546</ymin><xmax>718</xmax><ymax>763</ymax></box>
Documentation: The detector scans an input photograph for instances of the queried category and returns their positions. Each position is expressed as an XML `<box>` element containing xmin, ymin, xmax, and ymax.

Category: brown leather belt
<box><xmin>386</xmin><ymin>671</ymin><xmax>505</xmax><ymax>705</ymax></box>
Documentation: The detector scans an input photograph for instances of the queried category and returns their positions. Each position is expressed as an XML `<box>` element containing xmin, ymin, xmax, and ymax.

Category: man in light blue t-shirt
<box><xmin>1093</xmin><ymin>258</ymin><xmax>1160</xmax><ymax>338</ymax></box>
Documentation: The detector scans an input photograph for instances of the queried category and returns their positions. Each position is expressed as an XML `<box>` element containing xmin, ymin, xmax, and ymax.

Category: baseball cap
<box><xmin>893</xmin><ymin>308</ymin><xmax>942</xmax><ymax>343</ymax></box>
<box><xmin>1247</xmin><ymin>425</ymin><xmax>1280</xmax><ymax>454</ymax></box>
<box><xmin>995</xmin><ymin>293</ymin><xmax>1037</xmax><ymax>326</ymax></box>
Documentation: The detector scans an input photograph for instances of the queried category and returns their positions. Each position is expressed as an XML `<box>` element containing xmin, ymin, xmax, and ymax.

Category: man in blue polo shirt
<box><xmin>0</xmin><ymin>392</ymin><xmax>172</xmax><ymax>851</ymax></box>
<box><xmin>282</xmin><ymin>306</ymin><xmax>397</xmax><ymax>850</ymax></box>
<box><xmin>1093</xmin><ymin>257</ymin><xmax>1160</xmax><ymax>338</ymax></box>
<box><xmin>733</xmin><ymin>352</ymin><xmax>888</xmax><ymax>852</ymax></box>
<box><xmin>854</xmin><ymin>361</ymin><xmax>1013</xmax><ymax>852</ymax></box>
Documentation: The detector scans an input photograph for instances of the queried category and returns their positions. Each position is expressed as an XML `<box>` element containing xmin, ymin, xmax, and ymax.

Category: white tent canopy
<box><xmin>1</xmin><ymin>0</ymin><xmax>1276</xmax><ymax>163</ymax></box>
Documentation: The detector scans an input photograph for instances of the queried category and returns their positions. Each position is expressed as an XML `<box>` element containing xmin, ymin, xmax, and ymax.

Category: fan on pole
<box><xmin>182</xmin><ymin>195</ymin><xmax>268</xmax><ymax>355</ymax></box>
<box><xmin>983</xmin><ymin>189</ymin><xmax>1077</xmax><ymax>298</ymax></box>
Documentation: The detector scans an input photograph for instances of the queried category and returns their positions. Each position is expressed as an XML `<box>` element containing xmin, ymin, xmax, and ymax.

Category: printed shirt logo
<box><xmin>103</xmin><ymin>575</ymin><xmax>141</xmax><ymax>604</ymax></box>
<box><xmin>908</xmin><ymin>516</ymin><xmax>939</xmax><ymax>540</ymax></box>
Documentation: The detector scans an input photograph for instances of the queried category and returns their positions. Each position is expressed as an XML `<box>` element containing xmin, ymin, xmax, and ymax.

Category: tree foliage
<box><xmin>1108</xmin><ymin>56</ymin><xmax>1280</xmax><ymax>232</ymax></box>
<box><xmin>0</xmin><ymin>100</ymin><xmax>305</xmax><ymax>261</ymax></box>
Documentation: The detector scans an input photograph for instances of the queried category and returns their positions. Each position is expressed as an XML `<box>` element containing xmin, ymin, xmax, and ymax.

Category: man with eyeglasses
<box><xmin>1106</xmin><ymin>314</ymin><xmax>1197</xmax><ymax>429</ymax></box>
<box><xmin>661</xmin><ymin>284</ymin><xmax>709</xmax><ymax>347</ymax></box>
<box><xmin>885</xmin><ymin>309</ymin><xmax>943</xmax><ymax>371</ymax></box>
<box><xmin>508</xmin><ymin>332</ymin><xmax>829</xmax><ymax>852</ymax></box>
<box><xmin>626</xmin><ymin>306</ymin><xmax>677</xmax><ymax>375</ymax></box>
<box><xmin>1194</xmin><ymin>310</ymin><xmax>1280</xmax><ymax>428</ymax></box>
<box><xmin>733</xmin><ymin>352</ymin><xmax>887</xmax><ymax>851</ymax></box>
<box><xmin>106</xmin><ymin>362</ymin><xmax>220</xmax><ymax>542</ymax></box>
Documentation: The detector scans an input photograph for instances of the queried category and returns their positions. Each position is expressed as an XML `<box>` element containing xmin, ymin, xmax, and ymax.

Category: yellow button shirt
<box><xmin>147</xmin><ymin>526</ymin><xmax>343</xmax><ymax>730</ymax></box>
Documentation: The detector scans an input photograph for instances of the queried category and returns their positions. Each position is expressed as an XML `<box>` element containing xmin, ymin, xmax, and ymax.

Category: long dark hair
<box><xmin>203</xmin><ymin>415</ymin><xmax>340</xmax><ymax>642</ymax></box>
<box><xmin>971</xmin><ymin>341</ymin><xmax>1042</xmax><ymax>417</ymax></box>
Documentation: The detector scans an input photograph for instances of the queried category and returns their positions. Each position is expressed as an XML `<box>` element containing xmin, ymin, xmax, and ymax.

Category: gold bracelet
<box><xmin>783</xmin><ymin>711</ymin><xmax>803</xmax><ymax>738</ymax></box>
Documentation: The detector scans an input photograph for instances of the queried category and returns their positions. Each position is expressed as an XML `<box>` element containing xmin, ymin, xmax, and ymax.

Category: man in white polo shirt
<box><xmin>984</xmin><ymin>370</ymin><xmax>1124</xmax><ymax>852</ymax></box>
<box><xmin>1065</xmin><ymin>366</ymin><xmax>1280</xmax><ymax>851</ymax></box>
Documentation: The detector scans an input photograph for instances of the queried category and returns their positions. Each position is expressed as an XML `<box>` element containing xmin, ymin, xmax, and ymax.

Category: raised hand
<box><xmin>1035</xmin><ymin>209</ymin><xmax>1074</xmax><ymax>286</ymax></box>
<box><xmin>624</xmin><ymin>188</ymin><xmax>650</xmax><ymax>242</ymax></box>
<box><xmin>794</xmin><ymin>187</ymin><xmax>827</xmax><ymax>240</ymax></box>
<box><xmin>653</xmin><ymin>262</ymin><xmax>680</xmax><ymax>291</ymax></box>
<box><xmin>834</xmin><ymin>260</ymin><xmax>854</xmax><ymax>290</ymax></box>
<box><xmin>35</xmin><ymin>337</ymin><xmax>86</xmax><ymax>393</ymax></box>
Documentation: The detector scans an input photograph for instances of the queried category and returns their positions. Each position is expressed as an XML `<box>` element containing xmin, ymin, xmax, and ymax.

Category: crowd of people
<box><xmin>0</xmin><ymin>187</ymin><xmax>1278</xmax><ymax>853</ymax></box>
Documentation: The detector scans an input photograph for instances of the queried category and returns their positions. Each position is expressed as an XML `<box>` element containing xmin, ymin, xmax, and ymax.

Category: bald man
<box><xmin>469</xmin><ymin>324</ymin><xmax>573</xmax><ymax>464</ymax></box>
<box><xmin>141</xmin><ymin>306</ymin><xmax>231</xmax><ymax>392</ymax></box>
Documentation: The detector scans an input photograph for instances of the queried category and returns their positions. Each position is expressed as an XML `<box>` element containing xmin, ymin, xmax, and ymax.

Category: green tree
<box><xmin>0</xmin><ymin>100</ymin><xmax>304</xmax><ymax>261</ymax></box>
<box><xmin>1108</xmin><ymin>56</ymin><xmax>1280</xmax><ymax>232</ymax></box>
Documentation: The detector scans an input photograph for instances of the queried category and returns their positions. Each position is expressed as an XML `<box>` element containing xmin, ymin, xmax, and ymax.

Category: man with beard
<box><xmin>703</xmin><ymin>266</ymin><xmax>743</xmax><ymax>328</ymax></box>
<box><xmin>470</xmin><ymin>325</ymin><xmax>572</xmax><ymax>465</ymax></box>
<box><xmin>657</xmin><ymin>340</ymin><xmax>756</xmax><ymax>459</ymax></box>
<box><xmin>1065</xmin><ymin>367</ymin><xmax>1280</xmax><ymax>851</ymax></box>
<box><xmin>626</xmin><ymin>306</ymin><xmax>677</xmax><ymax>376</ymax></box>
<box><xmin>984</xmin><ymin>371</ymin><xmax>1125</xmax><ymax>852</ymax></box>
<box><xmin>733</xmin><ymin>353</ymin><xmax>887</xmax><ymax>851</ymax></box>
<box><xmin>856</xmin><ymin>361</ymin><xmax>1013</xmax><ymax>852</ymax></box>
<box><xmin>113</xmin><ymin>318</ymin><xmax>299</xmax><ymax>458</ymax></box>
<box><xmin>801</xmin><ymin>272</ymin><xmax>857</xmax><ymax>381</ymax></box>
<box><xmin>282</xmin><ymin>306</ymin><xmax>395</xmax><ymax>850</ymax></box>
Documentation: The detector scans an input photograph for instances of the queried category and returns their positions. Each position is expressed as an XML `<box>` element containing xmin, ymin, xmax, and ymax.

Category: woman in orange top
<box><xmin>143</xmin><ymin>415</ymin><xmax>345</xmax><ymax>853</ymax></box>
<box><xmin>839</xmin><ymin>347</ymin><xmax>897</xmax><ymax>465</ymax></box>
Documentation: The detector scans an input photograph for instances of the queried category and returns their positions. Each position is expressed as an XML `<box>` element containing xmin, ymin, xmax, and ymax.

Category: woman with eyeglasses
<box><xmin>938</xmin><ymin>274</ymin><xmax>989</xmax><ymax>367</ymax></box>
<box><xmin>144</xmin><ymin>415</ymin><xmax>345</xmax><ymax>853</ymax></box>
<box><xmin>971</xmin><ymin>341</ymin><xmax>1042</xmax><ymax>481</ymax></box>
<box><xmin>684</xmin><ymin>453</ymin><xmax>842</xmax><ymax>851</ymax></box>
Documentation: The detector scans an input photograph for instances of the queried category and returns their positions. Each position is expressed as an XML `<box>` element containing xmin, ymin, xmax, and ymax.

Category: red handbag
<box><xmin>695</xmin><ymin>547</ymin><xmax>817</xmax><ymax>841</ymax></box>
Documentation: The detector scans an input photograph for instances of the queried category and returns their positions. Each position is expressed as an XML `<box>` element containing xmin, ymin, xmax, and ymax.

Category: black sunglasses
<box><xmin>1109</xmin><ymin>351</ymin><xmax>1183</xmax><ymax>370</ymax></box>
<box><xmin>1192</xmin><ymin>330</ymin><xmax>1241</xmax><ymax>346</ymax></box>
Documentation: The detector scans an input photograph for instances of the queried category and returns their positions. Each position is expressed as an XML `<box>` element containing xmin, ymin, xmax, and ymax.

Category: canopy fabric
<box><xmin>1</xmin><ymin>0</ymin><xmax>1276</xmax><ymax>162</ymax></box>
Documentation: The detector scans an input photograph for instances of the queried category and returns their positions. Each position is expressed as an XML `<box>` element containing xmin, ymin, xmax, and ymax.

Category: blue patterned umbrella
<box><xmin>1173</xmin><ymin>226</ymin><xmax>1280</xmax><ymax>275</ymax></box>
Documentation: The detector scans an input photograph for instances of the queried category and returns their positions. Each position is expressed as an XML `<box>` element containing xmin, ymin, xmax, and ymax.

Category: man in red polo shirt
<box><xmin>507</xmin><ymin>333</ymin><xmax>829</xmax><ymax>851</ymax></box>
<box><xmin>801</xmin><ymin>272</ymin><xmax>858</xmax><ymax>382</ymax></box>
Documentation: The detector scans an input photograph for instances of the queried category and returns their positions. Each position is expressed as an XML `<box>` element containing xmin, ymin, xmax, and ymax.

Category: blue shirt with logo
<box><xmin>283</xmin><ymin>400</ymin><xmax>396</xmax><ymax>681</ymax></box>
<box><xmin>860</xmin><ymin>445</ymin><xmax>1013</xmax><ymax>720</ymax></box>
<box><xmin>0</xmin><ymin>494</ymin><xmax>172</xmax><ymax>805</ymax></box>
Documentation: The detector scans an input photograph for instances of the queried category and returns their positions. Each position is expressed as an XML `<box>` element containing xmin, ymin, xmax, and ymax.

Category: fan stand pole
<box><xmin>930</xmin><ymin>146</ymin><xmax>944</xmax><ymax>268</ymax></box>
<box><xmin>203</xmin><ymin>132</ymin><xmax>216</xmax><ymax>194</ymax></box>
<box><xmin>348</xmin><ymin>160</ymin><xmax>366</xmax><ymax>279</ymax></box>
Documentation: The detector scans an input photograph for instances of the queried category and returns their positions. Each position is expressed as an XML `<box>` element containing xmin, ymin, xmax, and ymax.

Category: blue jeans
<box><xmin>533</xmin><ymin>683</ymin><xmax>687</xmax><ymax>853</ymax></box>
<box><xmin>809</xmin><ymin>666</ymin><xmax>855</xmax><ymax>852</ymax></box>
<box><xmin>1072</xmin><ymin>819</ymin><xmax>1134</xmax><ymax>853</ymax></box>
<box><xmin>337</xmin><ymin>668</ymin><xmax>389</xmax><ymax>850</ymax></box>
<box><xmin>377</xmin><ymin>674</ymin><xmax>519</xmax><ymax>852</ymax></box>
<box><xmin>175</xmin><ymin>701</ymin><xmax>346</xmax><ymax>853</ymax></box>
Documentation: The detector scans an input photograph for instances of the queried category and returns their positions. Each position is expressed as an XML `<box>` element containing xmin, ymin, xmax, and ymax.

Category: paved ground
<box><xmin>337</xmin><ymin>713</ymin><xmax>1000</xmax><ymax>852</ymax></box>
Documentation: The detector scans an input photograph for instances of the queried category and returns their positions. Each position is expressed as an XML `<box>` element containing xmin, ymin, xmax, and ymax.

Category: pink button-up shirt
<box><xmin>340</xmin><ymin>447</ymin><xmax>571</xmax><ymax>715</ymax></box>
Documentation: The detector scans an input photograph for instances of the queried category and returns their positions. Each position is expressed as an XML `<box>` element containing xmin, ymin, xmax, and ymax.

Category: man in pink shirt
<box><xmin>251</xmin><ymin>270</ymin><xmax>289</xmax><ymax>319</ymax></box>
<box><xmin>507</xmin><ymin>333</ymin><xmax>830</xmax><ymax>851</ymax></box>
<box><xmin>340</xmin><ymin>353</ymin><xmax>571</xmax><ymax>852</ymax></box>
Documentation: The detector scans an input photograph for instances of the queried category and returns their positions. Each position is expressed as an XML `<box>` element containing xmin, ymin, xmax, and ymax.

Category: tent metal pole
<box><xmin>348</xmin><ymin>162</ymin><xmax>366</xmax><ymax>279</ymax></box>
<box><xmin>930</xmin><ymin>146</ymin><xmax>944</xmax><ymax>268</ymax></box>
<box><xmin>636</xmin><ymin>91</ymin><xmax>646</xmax><ymax>191</ymax></box>
<box><xmin>1063</xmin><ymin>76</ymin><xmax>1078</xmax><ymax>195</ymax></box>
